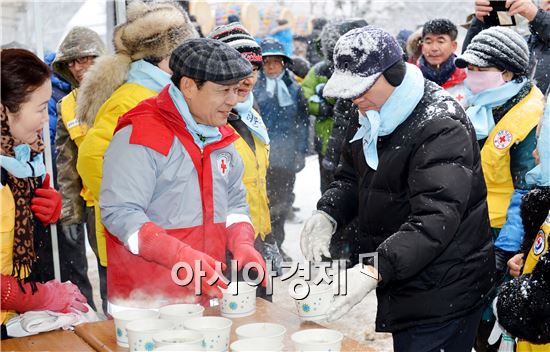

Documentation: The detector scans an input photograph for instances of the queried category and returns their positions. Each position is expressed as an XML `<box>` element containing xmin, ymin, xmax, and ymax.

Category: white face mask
<box><xmin>466</xmin><ymin>69</ymin><xmax>506</xmax><ymax>94</ymax></box>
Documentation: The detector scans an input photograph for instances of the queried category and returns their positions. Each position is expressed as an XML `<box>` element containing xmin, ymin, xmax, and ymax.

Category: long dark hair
<box><xmin>1</xmin><ymin>49</ymin><xmax>51</xmax><ymax>114</ymax></box>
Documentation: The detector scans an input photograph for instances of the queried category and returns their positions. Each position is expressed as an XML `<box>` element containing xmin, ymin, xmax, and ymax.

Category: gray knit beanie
<box><xmin>456</xmin><ymin>26</ymin><xmax>529</xmax><ymax>76</ymax></box>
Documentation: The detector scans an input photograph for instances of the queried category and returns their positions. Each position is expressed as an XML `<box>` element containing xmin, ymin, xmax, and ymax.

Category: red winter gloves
<box><xmin>31</xmin><ymin>174</ymin><xmax>62</xmax><ymax>225</ymax></box>
<box><xmin>227</xmin><ymin>222</ymin><xmax>268</xmax><ymax>287</ymax></box>
<box><xmin>137</xmin><ymin>222</ymin><xmax>228</xmax><ymax>298</ymax></box>
<box><xmin>1</xmin><ymin>275</ymin><xmax>88</xmax><ymax>314</ymax></box>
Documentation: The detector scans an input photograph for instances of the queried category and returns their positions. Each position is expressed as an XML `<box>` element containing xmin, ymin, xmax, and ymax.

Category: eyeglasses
<box><xmin>67</xmin><ymin>56</ymin><xmax>95</xmax><ymax>67</ymax></box>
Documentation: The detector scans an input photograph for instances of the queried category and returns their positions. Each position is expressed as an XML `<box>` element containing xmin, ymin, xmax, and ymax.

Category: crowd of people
<box><xmin>1</xmin><ymin>0</ymin><xmax>549</xmax><ymax>351</ymax></box>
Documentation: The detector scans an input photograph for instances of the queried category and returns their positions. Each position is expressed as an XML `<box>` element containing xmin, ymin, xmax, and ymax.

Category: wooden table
<box><xmin>1</xmin><ymin>329</ymin><xmax>95</xmax><ymax>351</ymax></box>
<box><xmin>74</xmin><ymin>298</ymin><xmax>373</xmax><ymax>351</ymax></box>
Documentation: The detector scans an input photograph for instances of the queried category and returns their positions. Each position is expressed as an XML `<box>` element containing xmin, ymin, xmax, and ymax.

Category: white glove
<box><xmin>327</xmin><ymin>264</ymin><xmax>379</xmax><ymax>322</ymax></box>
<box><xmin>300</xmin><ymin>211</ymin><xmax>336</xmax><ymax>262</ymax></box>
<box><xmin>489</xmin><ymin>297</ymin><xmax>516</xmax><ymax>351</ymax></box>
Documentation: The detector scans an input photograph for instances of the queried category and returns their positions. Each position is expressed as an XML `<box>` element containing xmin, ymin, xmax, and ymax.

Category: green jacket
<box><xmin>302</xmin><ymin>61</ymin><xmax>336</xmax><ymax>155</ymax></box>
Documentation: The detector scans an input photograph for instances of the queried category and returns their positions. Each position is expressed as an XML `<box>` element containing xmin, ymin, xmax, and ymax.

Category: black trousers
<box><xmin>58</xmin><ymin>222</ymin><xmax>95</xmax><ymax>311</ymax></box>
<box><xmin>85</xmin><ymin>206</ymin><xmax>108</xmax><ymax>315</ymax></box>
<box><xmin>266</xmin><ymin>167</ymin><xmax>296</xmax><ymax>249</ymax></box>
<box><xmin>393</xmin><ymin>306</ymin><xmax>484</xmax><ymax>352</ymax></box>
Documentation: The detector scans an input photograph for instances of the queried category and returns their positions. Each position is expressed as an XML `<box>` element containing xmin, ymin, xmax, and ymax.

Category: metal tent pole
<box><xmin>33</xmin><ymin>0</ymin><xmax>61</xmax><ymax>282</ymax></box>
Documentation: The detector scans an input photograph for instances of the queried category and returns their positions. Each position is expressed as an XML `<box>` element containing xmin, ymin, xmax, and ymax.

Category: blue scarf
<box><xmin>526</xmin><ymin>96</ymin><xmax>550</xmax><ymax>186</ymax></box>
<box><xmin>465</xmin><ymin>77</ymin><xmax>528</xmax><ymax>140</ymax></box>
<box><xmin>233</xmin><ymin>93</ymin><xmax>270</xmax><ymax>144</ymax></box>
<box><xmin>419</xmin><ymin>54</ymin><xmax>457</xmax><ymax>86</ymax></box>
<box><xmin>0</xmin><ymin>144</ymin><xmax>46</xmax><ymax>178</ymax></box>
<box><xmin>168</xmin><ymin>83</ymin><xmax>222</xmax><ymax>148</ymax></box>
<box><xmin>350</xmin><ymin>63</ymin><xmax>425</xmax><ymax>170</ymax></box>
<box><xmin>265</xmin><ymin>71</ymin><xmax>293</xmax><ymax>107</ymax></box>
<box><xmin>127</xmin><ymin>59</ymin><xmax>171</xmax><ymax>93</ymax></box>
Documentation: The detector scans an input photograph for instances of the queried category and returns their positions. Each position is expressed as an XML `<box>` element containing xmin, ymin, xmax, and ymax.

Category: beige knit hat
<box><xmin>76</xmin><ymin>0</ymin><xmax>198</xmax><ymax>126</ymax></box>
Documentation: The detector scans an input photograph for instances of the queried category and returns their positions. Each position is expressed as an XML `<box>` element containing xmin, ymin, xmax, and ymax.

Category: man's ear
<box><xmin>180</xmin><ymin>76</ymin><xmax>195</xmax><ymax>97</ymax></box>
<box><xmin>451</xmin><ymin>40</ymin><xmax>458</xmax><ymax>52</ymax></box>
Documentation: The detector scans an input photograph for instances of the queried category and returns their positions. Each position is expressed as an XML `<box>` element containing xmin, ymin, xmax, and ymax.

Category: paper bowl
<box><xmin>126</xmin><ymin>318</ymin><xmax>175</xmax><ymax>352</ymax></box>
<box><xmin>112</xmin><ymin>309</ymin><xmax>159</xmax><ymax>347</ymax></box>
<box><xmin>183</xmin><ymin>316</ymin><xmax>233</xmax><ymax>351</ymax></box>
<box><xmin>291</xmin><ymin>329</ymin><xmax>344</xmax><ymax>352</ymax></box>
<box><xmin>230</xmin><ymin>337</ymin><xmax>284</xmax><ymax>352</ymax></box>
<box><xmin>153</xmin><ymin>329</ymin><xmax>204</xmax><ymax>350</ymax></box>
<box><xmin>159</xmin><ymin>304</ymin><xmax>205</xmax><ymax>329</ymax></box>
<box><xmin>220</xmin><ymin>282</ymin><xmax>257</xmax><ymax>318</ymax></box>
<box><xmin>292</xmin><ymin>283</ymin><xmax>333</xmax><ymax>321</ymax></box>
<box><xmin>235</xmin><ymin>323</ymin><xmax>286</xmax><ymax>342</ymax></box>
<box><xmin>155</xmin><ymin>344</ymin><xmax>205</xmax><ymax>351</ymax></box>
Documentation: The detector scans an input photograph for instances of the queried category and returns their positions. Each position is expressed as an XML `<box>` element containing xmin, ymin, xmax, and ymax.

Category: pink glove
<box><xmin>1</xmin><ymin>275</ymin><xmax>88</xmax><ymax>313</ymax></box>
<box><xmin>138</xmin><ymin>222</ymin><xmax>228</xmax><ymax>298</ymax></box>
<box><xmin>31</xmin><ymin>174</ymin><xmax>62</xmax><ymax>225</ymax></box>
<box><xmin>227</xmin><ymin>222</ymin><xmax>268</xmax><ymax>287</ymax></box>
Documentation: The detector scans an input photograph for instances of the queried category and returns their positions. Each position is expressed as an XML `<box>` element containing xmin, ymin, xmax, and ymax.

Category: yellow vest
<box><xmin>77</xmin><ymin>83</ymin><xmax>158</xmax><ymax>266</ymax></box>
<box><xmin>60</xmin><ymin>90</ymin><xmax>94</xmax><ymax>206</ymax></box>
<box><xmin>1</xmin><ymin>185</ymin><xmax>22</xmax><ymax>323</ymax></box>
<box><xmin>516</xmin><ymin>211</ymin><xmax>550</xmax><ymax>351</ymax></box>
<box><xmin>481</xmin><ymin>87</ymin><xmax>544</xmax><ymax>228</ymax></box>
<box><xmin>231</xmin><ymin>126</ymin><xmax>271</xmax><ymax>240</ymax></box>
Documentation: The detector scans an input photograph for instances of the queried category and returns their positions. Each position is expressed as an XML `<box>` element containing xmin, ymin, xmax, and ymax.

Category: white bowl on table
<box><xmin>126</xmin><ymin>318</ymin><xmax>175</xmax><ymax>351</ymax></box>
<box><xmin>155</xmin><ymin>343</ymin><xmax>205</xmax><ymax>351</ymax></box>
<box><xmin>220</xmin><ymin>282</ymin><xmax>257</xmax><ymax>318</ymax></box>
<box><xmin>291</xmin><ymin>328</ymin><xmax>344</xmax><ymax>352</ymax></box>
<box><xmin>235</xmin><ymin>323</ymin><xmax>286</xmax><ymax>343</ymax></box>
<box><xmin>159</xmin><ymin>304</ymin><xmax>205</xmax><ymax>329</ymax></box>
<box><xmin>183</xmin><ymin>316</ymin><xmax>233</xmax><ymax>352</ymax></box>
<box><xmin>111</xmin><ymin>309</ymin><xmax>159</xmax><ymax>347</ymax></box>
<box><xmin>153</xmin><ymin>329</ymin><xmax>205</xmax><ymax>350</ymax></box>
<box><xmin>230</xmin><ymin>337</ymin><xmax>284</xmax><ymax>352</ymax></box>
<box><xmin>291</xmin><ymin>283</ymin><xmax>333</xmax><ymax>322</ymax></box>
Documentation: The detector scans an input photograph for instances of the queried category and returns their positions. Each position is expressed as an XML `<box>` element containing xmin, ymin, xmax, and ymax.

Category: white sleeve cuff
<box><xmin>127</xmin><ymin>231</ymin><xmax>139</xmax><ymax>255</ymax></box>
<box><xmin>226</xmin><ymin>213</ymin><xmax>252</xmax><ymax>227</ymax></box>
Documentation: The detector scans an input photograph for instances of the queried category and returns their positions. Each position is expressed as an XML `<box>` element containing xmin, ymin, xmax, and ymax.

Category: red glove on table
<box><xmin>31</xmin><ymin>174</ymin><xmax>62</xmax><ymax>225</ymax></box>
<box><xmin>227</xmin><ymin>222</ymin><xmax>268</xmax><ymax>287</ymax></box>
<box><xmin>1</xmin><ymin>275</ymin><xmax>88</xmax><ymax>313</ymax></box>
<box><xmin>137</xmin><ymin>222</ymin><xmax>228</xmax><ymax>298</ymax></box>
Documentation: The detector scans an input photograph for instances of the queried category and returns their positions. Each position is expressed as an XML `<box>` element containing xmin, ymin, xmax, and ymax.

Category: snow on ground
<box><xmin>85</xmin><ymin>154</ymin><xmax>394</xmax><ymax>351</ymax></box>
<box><xmin>273</xmin><ymin>154</ymin><xmax>394</xmax><ymax>351</ymax></box>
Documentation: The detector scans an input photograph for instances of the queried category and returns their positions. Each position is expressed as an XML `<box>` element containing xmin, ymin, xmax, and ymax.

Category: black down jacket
<box><xmin>318</xmin><ymin>81</ymin><xmax>495</xmax><ymax>332</ymax></box>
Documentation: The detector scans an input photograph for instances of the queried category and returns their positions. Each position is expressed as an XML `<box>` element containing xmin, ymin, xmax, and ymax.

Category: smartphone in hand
<box><xmin>484</xmin><ymin>0</ymin><xmax>516</xmax><ymax>26</ymax></box>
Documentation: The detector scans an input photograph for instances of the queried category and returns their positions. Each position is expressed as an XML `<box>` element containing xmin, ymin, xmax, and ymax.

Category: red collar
<box><xmin>441</xmin><ymin>68</ymin><xmax>467</xmax><ymax>89</ymax></box>
<box><xmin>115</xmin><ymin>86</ymin><xmax>236</xmax><ymax>156</ymax></box>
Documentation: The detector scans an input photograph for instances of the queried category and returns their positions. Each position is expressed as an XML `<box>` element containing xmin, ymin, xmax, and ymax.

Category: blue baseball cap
<box><xmin>323</xmin><ymin>25</ymin><xmax>403</xmax><ymax>99</ymax></box>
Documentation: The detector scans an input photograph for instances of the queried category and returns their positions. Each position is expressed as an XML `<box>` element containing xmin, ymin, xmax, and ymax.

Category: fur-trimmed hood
<box><xmin>76</xmin><ymin>0</ymin><xmax>198</xmax><ymax>126</ymax></box>
<box><xmin>406</xmin><ymin>28</ymin><xmax>423</xmax><ymax>63</ymax></box>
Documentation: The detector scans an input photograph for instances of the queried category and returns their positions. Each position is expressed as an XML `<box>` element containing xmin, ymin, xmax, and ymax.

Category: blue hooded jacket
<box><xmin>44</xmin><ymin>52</ymin><xmax>71</xmax><ymax>157</ymax></box>
<box><xmin>253</xmin><ymin>70</ymin><xmax>309</xmax><ymax>170</ymax></box>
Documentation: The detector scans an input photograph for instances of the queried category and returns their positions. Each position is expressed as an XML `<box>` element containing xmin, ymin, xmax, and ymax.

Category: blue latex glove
<box><xmin>495</xmin><ymin>189</ymin><xmax>529</xmax><ymax>253</ymax></box>
<box><xmin>525</xmin><ymin>98</ymin><xmax>550</xmax><ymax>186</ymax></box>
<box><xmin>0</xmin><ymin>144</ymin><xmax>46</xmax><ymax>178</ymax></box>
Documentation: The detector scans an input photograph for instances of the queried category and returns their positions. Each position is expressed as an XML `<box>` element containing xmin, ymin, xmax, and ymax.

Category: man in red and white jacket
<box><xmin>100</xmin><ymin>39</ymin><xmax>267</xmax><ymax>312</ymax></box>
<box><xmin>418</xmin><ymin>18</ymin><xmax>468</xmax><ymax>107</ymax></box>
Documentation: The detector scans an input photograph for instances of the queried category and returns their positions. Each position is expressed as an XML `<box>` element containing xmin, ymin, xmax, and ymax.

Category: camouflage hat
<box><xmin>52</xmin><ymin>26</ymin><xmax>105</xmax><ymax>87</ymax></box>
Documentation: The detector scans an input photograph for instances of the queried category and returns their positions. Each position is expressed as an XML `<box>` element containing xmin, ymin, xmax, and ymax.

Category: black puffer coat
<box><xmin>318</xmin><ymin>81</ymin><xmax>495</xmax><ymax>332</ymax></box>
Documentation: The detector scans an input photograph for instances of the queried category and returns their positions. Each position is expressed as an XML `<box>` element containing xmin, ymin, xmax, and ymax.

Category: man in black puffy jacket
<box><xmin>300</xmin><ymin>25</ymin><xmax>495</xmax><ymax>351</ymax></box>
